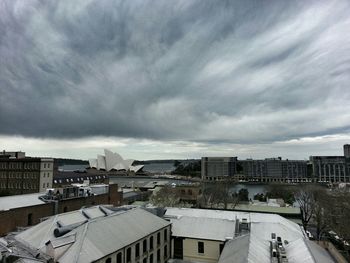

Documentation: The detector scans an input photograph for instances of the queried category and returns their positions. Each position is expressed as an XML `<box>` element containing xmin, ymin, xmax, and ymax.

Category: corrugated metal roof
<box><xmin>49</xmin><ymin>233</ymin><xmax>76</xmax><ymax>248</ymax></box>
<box><xmin>60</xmin><ymin>208</ymin><xmax>170</xmax><ymax>263</ymax></box>
<box><xmin>218</xmin><ymin>235</ymin><xmax>250</xmax><ymax>263</ymax></box>
<box><xmin>15</xmin><ymin>259</ymin><xmax>44</xmax><ymax>263</ymax></box>
<box><xmin>234</xmin><ymin>204</ymin><xmax>301</xmax><ymax>214</ymax></box>
<box><xmin>0</xmin><ymin>193</ymin><xmax>45</xmax><ymax>211</ymax></box>
<box><xmin>287</xmin><ymin>239</ymin><xmax>335</xmax><ymax>263</ymax></box>
<box><xmin>165</xmin><ymin>207</ymin><xmax>249</xmax><ymax>221</ymax></box>
<box><xmin>15</xmin><ymin>207</ymin><xmax>170</xmax><ymax>263</ymax></box>
<box><xmin>81</xmin><ymin>206</ymin><xmax>106</xmax><ymax>219</ymax></box>
<box><xmin>170</xmin><ymin>216</ymin><xmax>235</xmax><ymax>241</ymax></box>
<box><xmin>58</xmin><ymin>211</ymin><xmax>88</xmax><ymax>226</ymax></box>
<box><xmin>166</xmin><ymin>208</ymin><xmax>335</xmax><ymax>263</ymax></box>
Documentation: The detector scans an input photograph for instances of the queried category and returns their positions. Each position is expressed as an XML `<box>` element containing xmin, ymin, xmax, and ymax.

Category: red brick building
<box><xmin>0</xmin><ymin>184</ymin><xmax>122</xmax><ymax>236</ymax></box>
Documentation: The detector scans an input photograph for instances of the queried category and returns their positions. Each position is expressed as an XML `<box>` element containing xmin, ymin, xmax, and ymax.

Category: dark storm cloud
<box><xmin>1</xmin><ymin>0</ymin><xmax>350</xmax><ymax>143</ymax></box>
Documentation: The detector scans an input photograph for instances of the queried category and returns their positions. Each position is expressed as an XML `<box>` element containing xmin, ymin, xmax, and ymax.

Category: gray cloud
<box><xmin>1</xmin><ymin>0</ymin><xmax>350</xmax><ymax>144</ymax></box>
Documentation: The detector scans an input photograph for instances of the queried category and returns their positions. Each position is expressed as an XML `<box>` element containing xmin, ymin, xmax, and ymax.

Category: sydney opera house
<box><xmin>89</xmin><ymin>149</ymin><xmax>144</xmax><ymax>173</ymax></box>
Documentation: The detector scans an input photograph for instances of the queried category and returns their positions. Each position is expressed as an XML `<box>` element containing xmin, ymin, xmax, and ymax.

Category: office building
<box><xmin>309</xmin><ymin>156</ymin><xmax>349</xmax><ymax>183</ymax></box>
<box><xmin>53</xmin><ymin>170</ymin><xmax>108</xmax><ymax>187</ymax></box>
<box><xmin>239</xmin><ymin>158</ymin><xmax>309</xmax><ymax>183</ymax></box>
<box><xmin>0</xmin><ymin>151</ymin><xmax>53</xmax><ymax>195</ymax></box>
<box><xmin>201</xmin><ymin>157</ymin><xmax>237</xmax><ymax>181</ymax></box>
<box><xmin>344</xmin><ymin>144</ymin><xmax>350</xmax><ymax>158</ymax></box>
<box><xmin>309</xmin><ymin>144</ymin><xmax>350</xmax><ymax>183</ymax></box>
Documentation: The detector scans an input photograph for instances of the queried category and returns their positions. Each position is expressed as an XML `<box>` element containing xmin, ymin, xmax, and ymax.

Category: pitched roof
<box><xmin>165</xmin><ymin>208</ymin><xmax>335</xmax><ymax>263</ymax></box>
<box><xmin>16</xmin><ymin>207</ymin><xmax>170</xmax><ymax>263</ymax></box>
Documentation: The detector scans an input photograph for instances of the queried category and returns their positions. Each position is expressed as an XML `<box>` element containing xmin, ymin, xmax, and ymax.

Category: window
<box><xmin>157</xmin><ymin>232</ymin><xmax>160</xmax><ymax>245</ymax></box>
<box><xmin>27</xmin><ymin>213</ymin><xmax>33</xmax><ymax>226</ymax></box>
<box><xmin>164</xmin><ymin>245</ymin><xmax>167</xmax><ymax>258</ymax></box>
<box><xmin>117</xmin><ymin>252</ymin><xmax>122</xmax><ymax>263</ymax></box>
<box><xmin>149</xmin><ymin>254</ymin><xmax>153</xmax><ymax>263</ymax></box>
<box><xmin>219</xmin><ymin>244</ymin><xmax>224</xmax><ymax>254</ymax></box>
<box><xmin>105</xmin><ymin>258</ymin><xmax>111</xmax><ymax>263</ymax></box>
<box><xmin>143</xmin><ymin>258</ymin><xmax>147</xmax><ymax>263</ymax></box>
<box><xmin>143</xmin><ymin>239</ymin><xmax>147</xmax><ymax>253</ymax></box>
<box><xmin>127</xmin><ymin>247</ymin><xmax>131</xmax><ymax>263</ymax></box>
<box><xmin>136</xmin><ymin>243</ymin><xmax>140</xmax><ymax>258</ymax></box>
<box><xmin>150</xmin><ymin>236</ymin><xmax>154</xmax><ymax>250</ymax></box>
<box><xmin>157</xmin><ymin>249</ymin><xmax>160</xmax><ymax>263</ymax></box>
<box><xmin>43</xmin><ymin>183</ymin><xmax>45</xmax><ymax>188</ymax></box>
<box><xmin>198</xmin><ymin>241</ymin><xmax>204</xmax><ymax>254</ymax></box>
<box><xmin>164</xmin><ymin>229</ymin><xmax>168</xmax><ymax>242</ymax></box>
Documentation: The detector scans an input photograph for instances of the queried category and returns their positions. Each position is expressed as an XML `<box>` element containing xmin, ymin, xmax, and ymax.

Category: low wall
<box><xmin>0</xmin><ymin>184</ymin><xmax>122</xmax><ymax>236</ymax></box>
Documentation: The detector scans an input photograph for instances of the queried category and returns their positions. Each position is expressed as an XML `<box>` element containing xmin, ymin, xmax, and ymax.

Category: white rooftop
<box><xmin>170</xmin><ymin>216</ymin><xmax>236</xmax><ymax>241</ymax></box>
<box><xmin>0</xmin><ymin>193</ymin><xmax>45</xmax><ymax>211</ymax></box>
<box><xmin>165</xmin><ymin>208</ymin><xmax>335</xmax><ymax>263</ymax></box>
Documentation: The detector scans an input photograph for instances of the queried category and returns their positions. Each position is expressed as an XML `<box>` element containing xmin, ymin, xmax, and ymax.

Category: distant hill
<box><xmin>54</xmin><ymin>158</ymin><xmax>89</xmax><ymax>166</ymax></box>
<box><xmin>133</xmin><ymin>159</ymin><xmax>199</xmax><ymax>165</ymax></box>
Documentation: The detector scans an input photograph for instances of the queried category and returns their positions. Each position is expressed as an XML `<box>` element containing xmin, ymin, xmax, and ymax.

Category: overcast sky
<box><xmin>1</xmin><ymin>0</ymin><xmax>350</xmax><ymax>160</ymax></box>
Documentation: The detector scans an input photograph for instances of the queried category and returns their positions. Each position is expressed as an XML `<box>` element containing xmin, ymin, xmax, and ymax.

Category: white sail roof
<box><xmin>97</xmin><ymin>155</ymin><xmax>106</xmax><ymax>170</ymax></box>
<box><xmin>89</xmin><ymin>149</ymin><xmax>143</xmax><ymax>172</ymax></box>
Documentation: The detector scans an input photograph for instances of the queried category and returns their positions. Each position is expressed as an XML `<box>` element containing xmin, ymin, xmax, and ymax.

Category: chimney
<box><xmin>344</xmin><ymin>144</ymin><xmax>350</xmax><ymax>158</ymax></box>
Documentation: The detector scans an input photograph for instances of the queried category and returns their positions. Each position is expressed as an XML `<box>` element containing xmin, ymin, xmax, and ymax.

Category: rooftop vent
<box><xmin>270</xmin><ymin>233</ymin><xmax>288</xmax><ymax>263</ymax></box>
<box><xmin>53</xmin><ymin>220</ymin><xmax>87</xmax><ymax>238</ymax></box>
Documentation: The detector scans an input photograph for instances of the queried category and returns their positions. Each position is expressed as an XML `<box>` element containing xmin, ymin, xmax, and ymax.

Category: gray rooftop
<box><xmin>15</xmin><ymin>207</ymin><xmax>170</xmax><ymax>263</ymax></box>
<box><xmin>165</xmin><ymin>208</ymin><xmax>335</xmax><ymax>263</ymax></box>
<box><xmin>0</xmin><ymin>193</ymin><xmax>45</xmax><ymax>211</ymax></box>
<box><xmin>170</xmin><ymin>216</ymin><xmax>236</xmax><ymax>241</ymax></box>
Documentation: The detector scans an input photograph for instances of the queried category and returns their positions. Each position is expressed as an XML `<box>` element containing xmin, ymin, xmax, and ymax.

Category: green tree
<box><xmin>199</xmin><ymin>181</ymin><xmax>238</xmax><ymax>209</ymax></box>
<box><xmin>266</xmin><ymin>184</ymin><xmax>295</xmax><ymax>205</ymax></box>
<box><xmin>238</xmin><ymin>188</ymin><xmax>249</xmax><ymax>202</ymax></box>
<box><xmin>173</xmin><ymin>160</ymin><xmax>181</xmax><ymax>167</ymax></box>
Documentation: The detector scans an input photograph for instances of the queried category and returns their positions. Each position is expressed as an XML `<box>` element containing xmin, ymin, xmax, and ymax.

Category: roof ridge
<box><xmin>39</xmin><ymin>214</ymin><xmax>60</xmax><ymax>249</ymax></box>
<box><xmin>71</xmin><ymin>220</ymin><xmax>90</xmax><ymax>263</ymax></box>
<box><xmin>301</xmin><ymin>238</ymin><xmax>317</xmax><ymax>263</ymax></box>
<box><xmin>246</xmin><ymin>233</ymin><xmax>252</xmax><ymax>263</ymax></box>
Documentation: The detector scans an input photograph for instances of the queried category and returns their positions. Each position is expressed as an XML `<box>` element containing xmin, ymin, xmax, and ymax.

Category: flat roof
<box><xmin>0</xmin><ymin>193</ymin><xmax>45</xmax><ymax>211</ymax></box>
<box><xmin>233</xmin><ymin>204</ymin><xmax>301</xmax><ymax>214</ymax></box>
<box><xmin>170</xmin><ymin>216</ymin><xmax>236</xmax><ymax>241</ymax></box>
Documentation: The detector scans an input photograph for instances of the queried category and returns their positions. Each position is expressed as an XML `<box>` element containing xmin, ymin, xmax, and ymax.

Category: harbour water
<box><xmin>229</xmin><ymin>183</ymin><xmax>268</xmax><ymax>199</ymax></box>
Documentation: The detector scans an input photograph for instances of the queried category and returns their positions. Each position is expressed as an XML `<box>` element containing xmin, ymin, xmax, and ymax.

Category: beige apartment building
<box><xmin>167</xmin><ymin>214</ymin><xmax>235</xmax><ymax>263</ymax></box>
<box><xmin>0</xmin><ymin>151</ymin><xmax>53</xmax><ymax>194</ymax></box>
